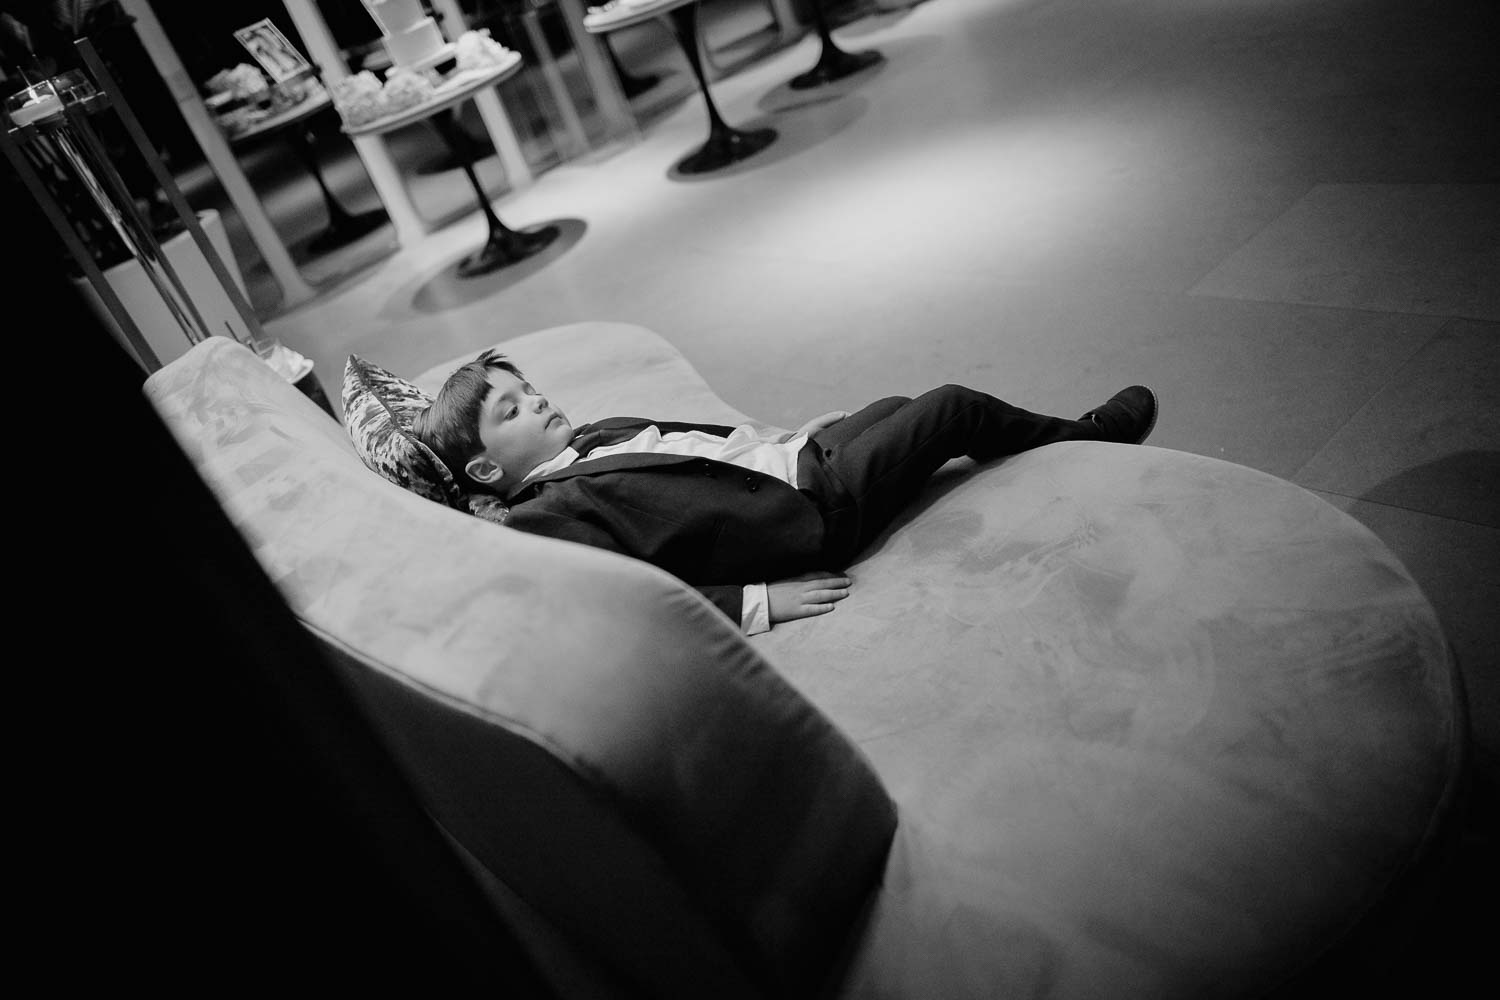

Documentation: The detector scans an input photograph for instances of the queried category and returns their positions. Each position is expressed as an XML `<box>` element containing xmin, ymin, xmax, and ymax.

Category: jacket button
<box><xmin>746</xmin><ymin>477</ymin><xmax>760</xmax><ymax>492</ymax></box>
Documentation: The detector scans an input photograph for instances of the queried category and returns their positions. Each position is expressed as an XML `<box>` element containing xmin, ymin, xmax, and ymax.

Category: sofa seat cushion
<box><xmin>753</xmin><ymin>441</ymin><xmax>1462</xmax><ymax>998</ymax></box>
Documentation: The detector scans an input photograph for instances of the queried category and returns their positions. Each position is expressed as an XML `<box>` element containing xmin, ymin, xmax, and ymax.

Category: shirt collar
<box><xmin>508</xmin><ymin>446</ymin><xmax>579</xmax><ymax>497</ymax></box>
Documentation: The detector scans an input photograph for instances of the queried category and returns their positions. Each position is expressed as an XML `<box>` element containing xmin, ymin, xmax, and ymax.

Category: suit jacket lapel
<box><xmin>571</xmin><ymin>416</ymin><xmax>739</xmax><ymax>446</ymax></box>
<box><xmin>514</xmin><ymin>417</ymin><xmax>744</xmax><ymax>496</ymax></box>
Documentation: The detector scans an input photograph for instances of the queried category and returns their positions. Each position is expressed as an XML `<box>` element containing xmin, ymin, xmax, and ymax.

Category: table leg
<box><xmin>788</xmin><ymin>0</ymin><xmax>884</xmax><ymax>91</ymax></box>
<box><xmin>287</xmin><ymin>127</ymin><xmax>388</xmax><ymax>254</ymax></box>
<box><xmin>428</xmin><ymin>107</ymin><xmax>560</xmax><ymax>278</ymax></box>
<box><xmin>607</xmin><ymin>36</ymin><xmax>660</xmax><ymax>98</ymax></box>
<box><xmin>664</xmin><ymin>4</ymin><xmax>776</xmax><ymax>175</ymax></box>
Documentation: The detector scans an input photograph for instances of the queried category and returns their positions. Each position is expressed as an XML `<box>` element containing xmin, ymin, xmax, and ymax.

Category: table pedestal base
<box><xmin>307</xmin><ymin>208</ymin><xmax>388</xmax><ymax>255</ymax></box>
<box><xmin>427</xmin><ymin>106</ymin><xmax>562</xmax><ymax>278</ymax></box>
<box><xmin>789</xmin><ymin>45</ymin><xmax>883</xmax><ymax>90</ymax></box>
<box><xmin>665</xmin><ymin>4</ymin><xmax>778</xmax><ymax>175</ymax></box>
<box><xmin>677</xmin><ymin>125</ymin><xmax>777</xmax><ymax>175</ymax></box>
<box><xmin>790</xmin><ymin>4</ymin><xmax>884</xmax><ymax>91</ymax></box>
<box><xmin>287</xmin><ymin>124</ymin><xmax>391</xmax><ymax>255</ymax></box>
<box><xmin>458</xmin><ymin>223</ymin><xmax>561</xmax><ymax>278</ymax></box>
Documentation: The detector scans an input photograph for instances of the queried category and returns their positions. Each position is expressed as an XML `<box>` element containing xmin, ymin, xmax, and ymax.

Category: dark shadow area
<box><xmin>407</xmin><ymin>217</ymin><xmax>587</xmax><ymax>315</ymax></box>
<box><xmin>1359</xmin><ymin>449</ymin><xmax>1500</xmax><ymax>529</ymax></box>
<box><xmin>758</xmin><ymin>33</ymin><xmax>939</xmax><ymax>113</ymax></box>
<box><xmin>832</xmin><ymin>3</ymin><xmax>927</xmax><ymax>39</ymax></box>
<box><xmin>847</xmin><ymin>458</ymin><xmax>978</xmax><ymax>567</ymax></box>
<box><xmin>10</xmin><ymin>224</ymin><xmax>556</xmax><ymax>995</ymax></box>
<box><xmin>758</xmin><ymin>47</ymin><xmax>889</xmax><ymax>114</ymax></box>
<box><xmin>667</xmin><ymin>96</ymin><xmax>869</xmax><ymax>182</ymax></box>
<box><xmin>415</xmin><ymin>139</ymin><xmax>498</xmax><ymax>175</ymax></box>
<box><xmin>287</xmin><ymin>211</ymin><xmax>395</xmax><ymax>267</ymax></box>
<box><xmin>1337</xmin><ymin>451</ymin><xmax>1500</xmax><ymax>995</ymax></box>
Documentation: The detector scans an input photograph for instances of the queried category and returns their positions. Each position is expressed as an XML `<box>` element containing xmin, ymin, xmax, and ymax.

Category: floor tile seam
<box><xmin>1285</xmin><ymin>318</ymin><xmax>1453</xmax><ymax>486</ymax></box>
<box><xmin>1302</xmin><ymin>485</ymin><xmax>1499</xmax><ymax>533</ymax></box>
<box><xmin>664</xmin><ymin>236</ymin><xmax>1033</xmax><ymax>288</ymax></box>
<box><xmin>1178</xmin><ymin>180</ymin><xmax>1323</xmax><ymax>295</ymax></box>
<box><xmin>1182</xmin><ymin>287</ymin><xmax>1492</xmax><ymax>325</ymax></box>
<box><xmin>730</xmin><ymin>359</ymin><xmax>842</xmax><ymax>396</ymax></box>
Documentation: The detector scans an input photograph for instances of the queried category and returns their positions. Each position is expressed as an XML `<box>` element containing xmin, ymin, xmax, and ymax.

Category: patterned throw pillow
<box><xmin>341</xmin><ymin>354</ymin><xmax>459</xmax><ymax>508</ymax></box>
<box><xmin>340</xmin><ymin>355</ymin><xmax>514</xmax><ymax>524</ymax></box>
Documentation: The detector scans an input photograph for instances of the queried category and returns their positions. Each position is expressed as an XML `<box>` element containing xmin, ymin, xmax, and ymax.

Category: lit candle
<box><xmin>9</xmin><ymin>87</ymin><xmax>63</xmax><ymax>127</ymax></box>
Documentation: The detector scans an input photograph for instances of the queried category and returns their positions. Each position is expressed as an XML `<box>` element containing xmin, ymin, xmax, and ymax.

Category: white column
<box><xmin>768</xmin><ymin>0</ymin><xmax>802</xmax><ymax>44</ymax></box>
<box><xmin>121</xmin><ymin>0</ymin><xmax>317</xmax><ymax>306</ymax></box>
<box><xmin>555</xmin><ymin>0</ymin><xmax>637</xmax><ymax>143</ymax></box>
<box><xmin>430</xmin><ymin>0</ymin><xmax>533</xmax><ymax>189</ymax></box>
<box><xmin>519</xmin><ymin>7</ymin><xmax>589</xmax><ymax>160</ymax></box>
<box><xmin>280</xmin><ymin>0</ymin><xmax>428</xmax><ymax>243</ymax></box>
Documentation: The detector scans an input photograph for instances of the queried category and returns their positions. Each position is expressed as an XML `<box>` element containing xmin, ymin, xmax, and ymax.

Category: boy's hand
<box><xmin>795</xmin><ymin>410</ymin><xmax>851</xmax><ymax>436</ymax></box>
<box><xmin>768</xmin><ymin>572</ymin><xmax>852</xmax><ymax>624</ymax></box>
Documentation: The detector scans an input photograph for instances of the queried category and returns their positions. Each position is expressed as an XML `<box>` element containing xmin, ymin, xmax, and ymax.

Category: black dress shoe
<box><xmin>1080</xmin><ymin>386</ymin><xmax>1158</xmax><ymax>444</ymax></box>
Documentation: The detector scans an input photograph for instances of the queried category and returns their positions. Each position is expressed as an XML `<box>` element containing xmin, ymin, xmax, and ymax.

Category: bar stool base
<box><xmin>676</xmin><ymin>126</ymin><xmax>777</xmax><ymax>175</ymax></box>
<box><xmin>458</xmin><ymin>224</ymin><xmax>562</xmax><ymax>278</ymax></box>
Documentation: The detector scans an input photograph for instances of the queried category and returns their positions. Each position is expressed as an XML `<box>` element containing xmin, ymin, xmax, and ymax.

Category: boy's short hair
<box><xmin>413</xmin><ymin>349</ymin><xmax>524</xmax><ymax>492</ymax></box>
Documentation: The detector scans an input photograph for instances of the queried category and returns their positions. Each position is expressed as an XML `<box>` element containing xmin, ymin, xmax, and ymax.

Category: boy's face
<box><xmin>464</xmin><ymin>370</ymin><xmax>573</xmax><ymax>490</ymax></box>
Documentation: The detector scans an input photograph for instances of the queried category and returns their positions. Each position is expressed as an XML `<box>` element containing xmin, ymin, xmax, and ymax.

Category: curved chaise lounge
<box><xmin>146</xmin><ymin>321</ymin><xmax>1465</xmax><ymax>999</ymax></box>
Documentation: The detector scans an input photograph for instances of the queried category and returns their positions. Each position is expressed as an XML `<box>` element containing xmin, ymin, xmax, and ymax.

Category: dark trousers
<box><xmin>796</xmin><ymin>385</ymin><xmax>1100</xmax><ymax>563</ymax></box>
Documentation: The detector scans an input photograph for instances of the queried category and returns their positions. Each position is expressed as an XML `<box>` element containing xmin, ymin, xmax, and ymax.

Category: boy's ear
<box><xmin>465</xmin><ymin>455</ymin><xmax>504</xmax><ymax>486</ymax></box>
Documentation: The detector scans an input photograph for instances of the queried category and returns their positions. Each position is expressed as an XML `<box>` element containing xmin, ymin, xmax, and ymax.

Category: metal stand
<box><xmin>3</xmin><ymin>39</ymin><xmax>278</xmax><ymax>373</ymax></box>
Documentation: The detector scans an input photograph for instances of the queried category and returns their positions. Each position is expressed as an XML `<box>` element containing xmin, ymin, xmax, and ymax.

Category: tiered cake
<box><xmin>362</xmin><ymin>0</ymin><xmax>448</xmax><ymax>69</ymax></box>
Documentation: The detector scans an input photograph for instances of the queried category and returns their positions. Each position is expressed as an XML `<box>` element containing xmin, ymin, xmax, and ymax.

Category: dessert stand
<box><xmin>3</xmin><ymin>41</ymin><xmax>335</xmax><ymax>417</ymax></box>
<box><xmin>343</xmin><ymin>50</ymin><xmax>560</xmax><ymax>277</ymax></box>
<box><xmin>585</xmin><ymin>0</ymin><xmax>776</xmax><ymax>175</ymax></box>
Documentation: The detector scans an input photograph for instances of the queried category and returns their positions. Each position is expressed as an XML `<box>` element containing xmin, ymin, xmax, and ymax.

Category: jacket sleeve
<box><xmin>696</xmin><ymin>585</ymin><xmax>748</xmax><ymax>625</ymax></box>
<box><xmin>504</xmin><ymin>505</ymin><xmax>745</xmax><ymax>627</ymax></box>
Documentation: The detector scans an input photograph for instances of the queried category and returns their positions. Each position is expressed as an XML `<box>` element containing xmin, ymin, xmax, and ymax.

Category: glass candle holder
<box><xmin>50</xmin><ymin>69</ymin><xmax>98</xmax><ymax>106</ymax></box>
<box><xmin>6</xmin><ymin>79</ymin><xmax>64</xmax><ymax>127</ymax></box>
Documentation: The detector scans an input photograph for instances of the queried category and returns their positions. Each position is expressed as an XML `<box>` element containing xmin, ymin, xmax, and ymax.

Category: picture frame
<box><xmin>233</xmin><ymin>19</ymin><xmax>312</xmax><ymax>84</ymax></box>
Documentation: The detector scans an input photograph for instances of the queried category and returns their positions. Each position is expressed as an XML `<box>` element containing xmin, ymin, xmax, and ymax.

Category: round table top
<box><xmin>224</xmin><ymin>90</ymin><xmax>332</xmax><ymax>145</ymax></box>
<box><xmin>583</xmin><ymin>0</ymin><xmax>698</xmax><ymax>33</ymax></box>
<box><xmin>341</xmin><ymin>54</ymin><xmax>523</xmax><ymax>138</ymax></box>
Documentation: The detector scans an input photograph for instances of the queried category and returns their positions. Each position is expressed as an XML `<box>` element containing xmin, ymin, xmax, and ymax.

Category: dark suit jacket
<box><xmin>503</xmin><ymin>417</ymin><xmax>830</xmax><ymax>622</ymax></box>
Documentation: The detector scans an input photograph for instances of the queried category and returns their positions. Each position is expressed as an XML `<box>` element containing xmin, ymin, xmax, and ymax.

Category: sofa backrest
<box><xmin>144</xmin><ymin>338</ymin><xmax>896</xmax><ymax>998</ymax></box>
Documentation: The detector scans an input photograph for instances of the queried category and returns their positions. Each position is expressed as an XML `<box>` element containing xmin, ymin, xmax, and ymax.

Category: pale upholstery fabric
<box><xmin>154</xmin><ymin>323</ymin><xmax>1462</xmax><ymax>999</ymax></box>
<box><xmin>757</xmin><ymin>444</ymin><xmax>1460</xmax><ymax>999</ymax></box>
<box><xmin>412</xmin><ymin>321</ymin><xmax>765</xmax><ymax>429</ymax></box>
<box><xmin>144</xmin><ymin>338</ymin><xmax>897</xmax><ymax>1000</ymax></box>
<box><xmin>415</xmin><ymin>323</ymin><xmax>1464</xmax><ymax>999</ymax></box>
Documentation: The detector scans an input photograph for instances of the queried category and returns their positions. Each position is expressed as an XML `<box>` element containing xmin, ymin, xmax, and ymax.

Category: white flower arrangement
<box><xmin>330</xmin><ymin>66</ymin><xmax>438</xmax><ymax>127</ymax></box>
<box><xmin>380</xmin><ymin>67</ymin><xmax>435</xmax><ymax>111</ymax></box>
<box><xmin>206</xmin><ymin>64</ymin><xmax>269</xmax><ymax>100</ymax></box>
<box><xmin>329</xmin><ymin>70</ymin><xmax>386</xmax><ymax>126</ymax></box>
<box><xmin>454</xmin><ymin>28</ymin><xmax>515</xmax><ymax>73</ymax></box>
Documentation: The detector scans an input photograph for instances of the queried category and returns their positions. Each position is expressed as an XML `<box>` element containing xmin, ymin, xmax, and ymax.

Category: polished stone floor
<box><xmin>196</xmin><ymin>0</ymin><xmax>1496</xmax><ymax>983</ymax></box>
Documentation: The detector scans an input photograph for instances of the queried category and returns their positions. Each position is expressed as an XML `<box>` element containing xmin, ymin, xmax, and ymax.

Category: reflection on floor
<box><xmin>183</xmin><ymin>0</ymin><xmax>1499</xmax><ymax>983</ymax></box>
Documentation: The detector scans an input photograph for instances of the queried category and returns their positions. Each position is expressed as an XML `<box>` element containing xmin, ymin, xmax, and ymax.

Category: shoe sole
<box><xmin>1133</xmin><ymin>386</ymin><xmax>1159</xmax><ymax>445</ymax></box>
